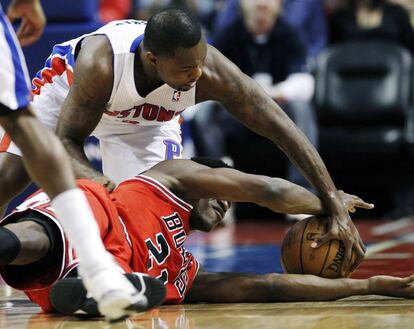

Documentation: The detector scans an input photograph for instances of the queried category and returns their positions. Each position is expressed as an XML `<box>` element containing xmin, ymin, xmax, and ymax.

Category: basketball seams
<box><xmin>318</xmin><ymin>228</ymin><xmax>332</xmax><ymax>276</ymax></box>
<box><xmin>299</xmin><ymin>217</ymin><xmax>312</xmax><ymax>274</ymax></box>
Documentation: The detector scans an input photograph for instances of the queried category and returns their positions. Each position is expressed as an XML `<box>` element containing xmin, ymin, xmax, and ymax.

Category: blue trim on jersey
<box><xmin>130</xmin><ymin>34</ymin><xmax>144</xmax><ymax>53</ymax></box>
<box><xmin>32</xmin><ymin>44</ymin><xmax>74</xmax><ymax>89</ymax></box>
<box><xmin>0</xmin><ymin>8</ymin><xmax>29</xmax><ymax>109</ymax></box>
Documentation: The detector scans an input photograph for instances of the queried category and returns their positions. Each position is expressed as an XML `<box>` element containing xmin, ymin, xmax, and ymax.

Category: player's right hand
<box><xmin>7</xmin><ymin>0</ymin><xmax>46</xmax><ymax>47</ymax></box>
<box><xmin>93</xmin><ymin>175</ymin><xmax>117</xmax><ymax>192</ymax></box>
<box><xmin>311</xmin><ymin>204</ymin><xmax>365</xmax><ymax>276</ymax></box>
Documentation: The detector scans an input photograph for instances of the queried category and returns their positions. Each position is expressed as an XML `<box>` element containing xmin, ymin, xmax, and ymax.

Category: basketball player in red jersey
<box><xmin>1</xmin><ymin>158</ymin><xmax>413</xmax><ymax>317</ymax></box>
<box><xmin>0</xmin><ymin>0</ymin><xmax>164</xmax><ymax>321</ymax></box>
<box><xmin>0</xmin><ymin>9</ymin><xmax>365</xmax><ymax>275</ymax></box>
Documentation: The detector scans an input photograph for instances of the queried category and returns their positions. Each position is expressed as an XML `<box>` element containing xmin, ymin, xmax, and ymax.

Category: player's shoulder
<box><xmin>197</xmin><ymin>44</ymin><xmax>247</xmax><ymax>103</ymax></box>
<box><xmin>199</xmin><ymin>45</ymin><xmax>233</xmax><ymax>83</ymax></box>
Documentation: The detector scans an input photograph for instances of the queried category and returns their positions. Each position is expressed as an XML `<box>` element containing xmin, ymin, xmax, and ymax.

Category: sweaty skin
<box><xmin>2</xmin><ymin>31</ymin><xmax>362</xmax><ymax>275</ymax></box>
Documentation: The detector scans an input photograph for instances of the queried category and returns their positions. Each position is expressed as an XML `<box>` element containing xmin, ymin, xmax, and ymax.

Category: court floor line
<box><xmin>371</xmin><ymin>217</ymin><xmax>413</xmax><ymax>236</ymax></box>
<box><xmin>366</xmin><ymin>233</ymin><xmax>414</xmax><ymax>257</ymax></box>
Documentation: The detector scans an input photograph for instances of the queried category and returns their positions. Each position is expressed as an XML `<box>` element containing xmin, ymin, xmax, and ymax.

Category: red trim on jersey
<box><xmin>32</xmin><ymin>57</ymin><xmax>73</xmax><ymax>95</ymax></box>
<box><xmin>132</xmin><ymin>175</ymin><xmax>193</xmax><ymax>212</ymax></box>
<box><xmin>0</xmin><ymin>133</ymin><xmax>11</xmax><ymax>152</ymax></box>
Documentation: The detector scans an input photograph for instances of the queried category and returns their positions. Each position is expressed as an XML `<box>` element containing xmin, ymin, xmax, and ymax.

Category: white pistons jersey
<box><xmin>0</xmin><ymin>20</ymin><xmax>197</xmax><ymax>183</ymax></box>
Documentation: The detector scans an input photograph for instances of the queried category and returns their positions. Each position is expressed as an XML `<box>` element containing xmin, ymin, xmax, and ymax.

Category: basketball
<box><xmin>281</xmin><ymin>216</ymin><xmax>356</xmax><ymax>278</ymax></box>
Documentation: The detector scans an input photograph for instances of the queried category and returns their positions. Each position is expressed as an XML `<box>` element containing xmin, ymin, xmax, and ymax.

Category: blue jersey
<box><xmin>0</xmin><ymin>4</ymin><xmax>31</xmax><ymax>112</ymax></box>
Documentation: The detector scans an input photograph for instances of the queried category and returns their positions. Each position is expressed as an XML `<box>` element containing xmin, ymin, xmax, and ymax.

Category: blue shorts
<box><xmin>0</xmin><ymin>4</ymin><xmax>31</xmax><ymax>114</ymax></box>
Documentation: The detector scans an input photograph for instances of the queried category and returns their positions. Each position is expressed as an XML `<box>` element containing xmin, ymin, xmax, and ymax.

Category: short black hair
<box><xmin>191</xmin><ymin>157</ymin><xmax>232</xmax><ymax>169</ymax></box>
<box><xmin>144</xmin><ymin>9</ymin><xmax>202</xmax><ymax>56</ymax></box>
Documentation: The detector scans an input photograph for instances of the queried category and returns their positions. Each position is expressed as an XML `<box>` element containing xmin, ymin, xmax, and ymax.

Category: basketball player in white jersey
<box><xmin>0</xmin><ymin>10</ymin><xmax>363</xmax><ymax>276</ymax></box>
<box><xmin>0</xmin><ymin>0</ymin><xmax>165</xmax><ymax>321</ymax></box>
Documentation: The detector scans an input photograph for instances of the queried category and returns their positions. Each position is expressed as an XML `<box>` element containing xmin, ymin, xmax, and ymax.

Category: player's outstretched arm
<box><xmin>149</xmin><ymin>160</ymin><xmax>373</xmax><ymax>215</ymax></box>
<box><xmin>185</xmin><ymin>271</ymin><xmax>414</xmax><ymax>303</ymax></box>
<box><xmin>196</xmin><ymin>45</ymin><xmax>364</xmax><ymax>275</ymax></box>
<box><xmin>56</xmin><ymin>35</ymin><xmax>116</xmax><ymax>191</ymax></box>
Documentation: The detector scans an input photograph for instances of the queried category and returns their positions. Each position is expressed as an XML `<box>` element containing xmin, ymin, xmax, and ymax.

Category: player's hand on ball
<box><xmin>337</xmin><ymin>190</ymin><xmax>374</xmax><ymax>213</ymax></box>
<box><xmin>311</xmin><ymin>205</ymin><xmax>365</xmax><ymax>277</ymax></box>
<box><xmin>93</xmin><ymin>175</ymin><xmax>116</xmax><ymax>192</ymax></box>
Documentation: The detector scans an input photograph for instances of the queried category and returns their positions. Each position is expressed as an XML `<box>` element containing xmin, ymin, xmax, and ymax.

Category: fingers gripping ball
<box><xmin>281</xmin><ymin>216</ymin><xmax>357</xmax><ymax>278</ymax></box>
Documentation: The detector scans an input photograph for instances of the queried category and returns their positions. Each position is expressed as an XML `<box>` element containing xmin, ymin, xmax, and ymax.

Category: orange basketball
<box><xmin>281</xmin><ymin>216</ymin><xmax>356</xmax><ymax>278</ymax></box>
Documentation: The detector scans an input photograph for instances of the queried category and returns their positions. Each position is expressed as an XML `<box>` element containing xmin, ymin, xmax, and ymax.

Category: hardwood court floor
<box><xmin>2</xmin><ymin>288</ymin><xmax>414</xmax><ymax>329</ymax></box>
<box><xmin>2</xmin><ymin>217</ymin><xmax>414</xmax><ymax>329</ymax></box>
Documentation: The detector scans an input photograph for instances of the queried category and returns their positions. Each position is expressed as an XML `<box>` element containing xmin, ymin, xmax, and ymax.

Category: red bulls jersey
<box><xmin>113</xmin><ymin>175</ymin><xmax>199</xmax><ymax>303</ymax></box>
<box><xmin>0</xmin><ymin>177</ymin><xmax>199</xmax><ymax>311</ymax></box>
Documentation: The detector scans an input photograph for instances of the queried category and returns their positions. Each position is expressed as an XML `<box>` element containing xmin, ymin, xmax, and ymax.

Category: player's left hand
<box><xmin>311</xmin><ymin>201</ymin><xmax>365</xmax><ymax>276</ymax></box>
<box><xmin>92</xmin><ymin>175</ymin><xmax>117</xmax><ymax>192</ymax></box>
<box><xmin>368</xmin><ymin>275</ymin><xmax>414</xmax><ymax>298</ymax></box>
<box><xmin>7</xmin><ymin>0</ymin><xmax>46</xmax><ymax>47</ymax></box>
<box><xmin>337</xmin><ymin>190</ymin><xmax>374</xmax><ymax>213</ymax></box>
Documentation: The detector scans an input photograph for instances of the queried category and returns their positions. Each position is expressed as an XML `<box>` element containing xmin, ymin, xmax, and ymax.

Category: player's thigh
<box><xmin>0</xmin><ymin>110</ymin><xmax>48</xmax><ymax>149</ymax></box>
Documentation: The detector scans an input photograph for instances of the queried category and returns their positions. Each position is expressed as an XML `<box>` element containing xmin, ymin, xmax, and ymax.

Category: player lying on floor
<box><xmin>0</xmin><ymin>158</ymin><xmax>412</xmax><ymax>318</ymax></box>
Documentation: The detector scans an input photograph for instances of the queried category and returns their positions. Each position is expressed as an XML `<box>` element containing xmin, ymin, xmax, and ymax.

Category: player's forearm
<box><xmin>232</xmin><ymin>85</ymin><xmax>342</xmax><ymax>215</ymax></box>
<box><xmin>59</xmin><ymin>137</ymin><xmax>102</xmax><ymax>180</ymax></box>
<box><xmin>262</xmin><ymin>274</ymin><xmax>370</xmax><ymax>302</ymax></box>
<box><xmin>257</xmin><ymin>177</ymin><xmax>325</xmax><ymax>215</ymax></box>
<box><xmin>187</xmin><ymin>272</ymin><xmax>370</xmax><ymax>303</ymax></box>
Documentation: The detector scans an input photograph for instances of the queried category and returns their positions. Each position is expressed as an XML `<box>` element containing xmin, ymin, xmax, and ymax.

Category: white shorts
<box><xmin>0</xmin><ymin>5</ymin><xmax>31</xmax><ymax>112</ymax></box>
<box><xmin>93</xmin><ymin>118</ymin><xmax>183</xmax><ymax>184</ymax></box>
<box><xmin>0</xmin><ymin>92</ymin><xmax>183</xmax><ymax>184</ymax></box>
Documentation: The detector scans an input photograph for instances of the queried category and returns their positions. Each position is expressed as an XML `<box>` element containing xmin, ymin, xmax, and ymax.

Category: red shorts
<box><xmin>0</xmin><ymin>180</ymin><xmax>133</xmax><ymax>312</ymax></box>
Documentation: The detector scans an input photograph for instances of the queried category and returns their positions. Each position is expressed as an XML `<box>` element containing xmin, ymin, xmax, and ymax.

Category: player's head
<box><xmin>240</xmin><ymin>0</ymin><xmax>282</xmax><ymax>36</ymax></box>
<box><xmin>143</xmin><ymin>9</ymin><xmax>206</xmax><ymax>91</ymax></box>
<box><xmin>188</xmin><ymin>158</ymin><xmax>232</xmax><ymax>232</ymax></box>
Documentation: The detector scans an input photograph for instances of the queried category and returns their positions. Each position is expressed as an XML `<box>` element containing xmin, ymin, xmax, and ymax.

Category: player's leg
<box><xmin>0</xmin><ymin>110</ymin><xmax>157</xmax><ymax>320</ymax></box>
<box><xmin>0</xmin><ymin>210</ymin><xmax>166</xmax><ymax>318</ymax></box>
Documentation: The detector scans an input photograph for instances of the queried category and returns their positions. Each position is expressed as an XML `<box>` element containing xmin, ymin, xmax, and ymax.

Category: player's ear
<box><xmin>146</xmin><ymin>52</ymin><xmax>158</xmax><ymax>66</ymax></box>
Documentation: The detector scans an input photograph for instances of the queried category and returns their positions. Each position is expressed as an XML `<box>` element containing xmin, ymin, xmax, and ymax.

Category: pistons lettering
<box><xmin>104</xmin><ymin>103</ymin><xmax>184</xmax><ymax>124</ymax></box>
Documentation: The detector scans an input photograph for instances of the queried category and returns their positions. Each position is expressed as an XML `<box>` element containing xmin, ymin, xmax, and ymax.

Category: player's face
<box><xmin>189</xmin><ymin>198</ymin><xmax>231</xmax><ymax>232</ymax></box>
<box><xmin>154</xmin><ymin>38</ymin><xmax>207</xmax><ymax>91</ymax></box>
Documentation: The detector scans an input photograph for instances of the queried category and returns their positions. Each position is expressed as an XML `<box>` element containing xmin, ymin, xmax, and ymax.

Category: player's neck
<box><xmin>134</xmin><ymin>44</ymin><xmax>164</xmax><ymax>97</ymax></box>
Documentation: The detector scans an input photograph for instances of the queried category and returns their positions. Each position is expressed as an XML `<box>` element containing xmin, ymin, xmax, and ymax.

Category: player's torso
<box><xmin>32</xmin><ymin>20</ymin><xmax>195</xmax><ymax>134</ymax></box>
<box><xmin>112</xmin><ymin>175</ymin><xmax>199</xmax><ymax>303</ymax></box>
